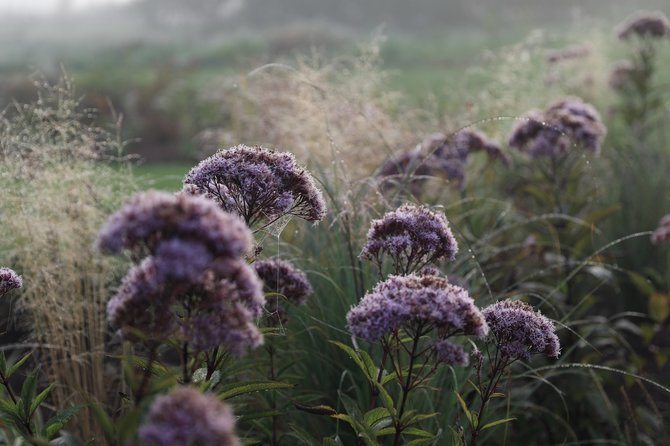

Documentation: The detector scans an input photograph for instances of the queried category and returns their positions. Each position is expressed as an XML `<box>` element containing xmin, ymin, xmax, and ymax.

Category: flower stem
<box><xmin>392</xmin><ymin>327</ymin><xmax>422</xmax><ymax>446</ymax></box>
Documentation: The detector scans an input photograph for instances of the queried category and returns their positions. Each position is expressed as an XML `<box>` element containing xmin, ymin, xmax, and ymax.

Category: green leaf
<box><xmin>380</xmin><ymin>372</ymin><xmax>397</xmax><ymax>386</ymax></box>
<box><xmin>481</xmin><ymin>417</ymin><xmax>516</xmax><ymax>431</ymax></box>
<box><xmin>358</xmin><ymin>350</ymin><xmax>380</xmax><ymax>382</ymax></box>
<box><xmin>218</xmin><ymin>381</ymin><xmax>293</xmax><ymax>400</ymax></box>
<box><xmin>293</xmin><ymin>403</ymin><xmax>337</xmax><ymax>416</ymax></box>
<box><xmin>331</xmin><ymin>413</ymin><xmax>354</xmax><ymax>425</ymax></box>
<box><xmin>467</xmin><ymin>380</ymin><xmax>481</xmax><ymax>395</ymax></box>
<box><xmin>402</xmin><ymin>412</ymin><xmax>439</xmax><ymax>426</ymax></box>
<box><xmin>337</xmin><ymin>391</ymin><xmax>363</xmax><ymax>421</ymax></box>
<box><xmin>375</xmin><ymin>427</ymin><xmax>396</xmax><ymax>436</ymax></box>
<box><xmin>403</xmin><ymin>427</ymin><xmax>434</xmax><ymax>438</ymax></box>
<box><xmin>20</xmin><ymin>369</ymin><xmax>38</xmax><ymax>418</ymax></box>
<box><xmin>322</xmin><ymin>437</ymin><xmax>343</xmax><ymax>446</ymax></box>
<box><xmin>29</xmin><ymin>385</ymin><xmax>52</xmax><ymax>417</ymax></box>
<box><xmin>45</xmin><ymin>404</ymin><xmax>86</xmax><ymax>439</ymax></box>
<box><xmin>406</xmin><ymin>438</ymin><xmax>438</xmax><ymax>446</ymax></box>
<box><xmin>455</xmin><ymin>392</ymin><xmax>474</xmax><ymax>427</ymax></box>
<box><xmin>85</xmin><ymin>398</ymin><xmax>115</xmax><ymax>443</ymax></box>
<box><xmin>7</xmin><ymin>352</ymin><xmax>32</xmax><ymax>379</ymax></box>
<box><xmin>0</xmin><ymin>351</ymin><xmax>6</xmax><ymax>374</ymax></box>
<box><xmin>628</xmin><ymin>272</ymin><xmax>656</xmax><ymax>297</ymax></box>
<box><xmin>330</xmin><ymin>342</ymin><xmax>368</xmax><ymax>377</ymax></box>
<box><xmin>364</xmin><ymin>407</ymin><xmax>390</xmax><ymax>427</ymax></box>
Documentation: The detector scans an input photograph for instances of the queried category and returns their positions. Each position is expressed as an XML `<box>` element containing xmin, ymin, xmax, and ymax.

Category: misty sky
<box><xmin>0</xmin><ymin>0</ymin><xmax>132</xmax><ymax>14</ymax></box>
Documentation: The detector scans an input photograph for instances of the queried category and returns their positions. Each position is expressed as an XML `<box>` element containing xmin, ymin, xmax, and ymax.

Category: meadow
<box><xmin>0</xmin><ymin>7</ymin><xmax>670</xmax><ymax>446</ymax></box>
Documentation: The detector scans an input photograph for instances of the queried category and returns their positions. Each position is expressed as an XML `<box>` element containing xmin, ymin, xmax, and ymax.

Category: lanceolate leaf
<box><xmin>455</xmin><ymin>392</ymin><xmax>474</xmax><ymax>427</ymax></box>
<box><xmin>481</xmin><ymin>417</ymin><xmax>516</xmax><ymax>431</ymax></box>
<box><xmin>45</xmin><ymin>404</ymin><xmax>86</xmax><ymax>439</ymax></box>
<box><xmin>218</xmin><ymin>381</ymin><xmax>293</xmax><ymax>400</ymax></box>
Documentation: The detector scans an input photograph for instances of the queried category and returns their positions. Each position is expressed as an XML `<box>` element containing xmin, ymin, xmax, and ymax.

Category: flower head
<box><xmin>346</xmin><ymin>274</ymin><xmax>488</xmax><ymax>343</ymax></box>
<box><xmin>100</xmin><ymin>191</ymin><xmax>265</xmax><ymax>353</ymax></box>
<box><xmin>651</xmin><ymin>214</ymin><xmax>670</xmax><ymax>245</ymax></box>
<box><xmin>424</xmin><ymin>130</ymin><xmax>506</xmax><ymax>188</ymax></box>
<box><xmin>183</xmin><ymin>145</ymin><xmax>326</xmax><ymax>227</ymax></box>
<box><xmin>617</xmin><ymin>11</ymin><xmax>670</xmax><ymax>40</ymax></box>
<box><xmin>0</xmin><ymin>268</ymin><xmax>22</xmax><ymax>297</ymax></box>
<box><xmin>253</xmin><ymin>259</ymin><xmax>313</xmax><ymax>306</ymax></box>
<box><xmin>482</xmin><ymin>300</ymin><xmax>560</xmax><ymax>361</ymax></box>
<box><xmin>96</xmin><ymin>191</ymin><xmax>252</xmax><ymax>259</ymax></box>
<box><xmin>377</xmin><ymin>130</ymin><xmax>505</xmax><ymax>193</ymax></box>
<box><xmin>139</xmin><ymin>386</ymin><xmax>241</xmax><ymax>446</ymax></box>
<box><xmin>253</xmin><ymin>259</ymin><xmax>313</xmax><ymax>326</ymax></box>
<box><xmin>509</xmin><ymin>97</ymin><xmax>606</xmax><ymax>158</ymax></box>
<box><xmin>433</xmin><ymin>339</ymin><xmax>469</xmax><ymax>366</ymax></box>
<box><xmin>106</xmin><ymin>259</ymin><xmax>178</xmax><ymax>342</ymax></box>
<box><xmin>108</xmin><ymin>257</ymin><xmax>264</xmax><ymax>352</ymax></box>
<box><xmin>361</xmin><ymin>204</ymin><xmax>458</xmax><ymax>274</ymax></box>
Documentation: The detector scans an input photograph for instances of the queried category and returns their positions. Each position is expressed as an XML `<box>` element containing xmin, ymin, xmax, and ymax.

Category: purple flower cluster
<box><xmin>183</xmin><ymin>145</ymin><xmax>326</xmax><ymax>228</ymax></box>
<box><xmin>508</xmin><ymin>97</ymin><xmax>607</xmax><ymax>158</ymax></box>
<box><xmin>617</xmin><ymin>11</ymin><xmax>670</xmax><ymax>40</ymax></box>
<box><xmin>433</xmin><ymin>339</ymin><xmax>469</xmax><ymax>366</ymax></box>
<box><xmin>651</xmin><ymin>214</ymin><xmax>670</xmax><ymax>245</ymax></box>
<box><xmin>378</xmin><ymin>129</ymin><xmax>506</xmax><ymax>191</ymax></box>
<box><xmin>482</xmin><ymin>300</ymin><xmax>560</xmax><ymax>361</ymax></box>
<box><xmin>253</xmin><ymin>259</ymin><xmax>313</xmax><ymax>326</ymax></box>
<box><xmin>346</xmin><ymin>274</ymin><xmax>489</xmax><ymax>343</ymax></box>
<box><xmin>96</xmin><ymin>191</ymin><xmax>252</xmax><ymax>260</ymax></box>
<box><xmin>99</xmin><ymin>192</ymin><xmax>265</xmax><ymax>353</ymax></box>
<box><xmin>139</xmin><ymin>386</ymin><xmax>241</xmax><ymax>446</ymax></box>
<box><xmin>0</xmin><ymin>267</ymin><xmax>22</xmax><ymax>297</ymax></box>
<box><xmin>361</xmin><ymin>204</ymin><xmax>458</xmax><ymax>274</ymax></box>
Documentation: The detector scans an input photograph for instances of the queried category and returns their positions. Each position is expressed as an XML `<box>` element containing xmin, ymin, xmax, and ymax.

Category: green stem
<box><xmin>269</xmin><ymin>343</ymin><xmax>279</xmax><ymax>446</ymax></box>
<box><xmin>392</xmin><ymin>327</ymin><xmax>422</xmax><ymax>446</ymax></box>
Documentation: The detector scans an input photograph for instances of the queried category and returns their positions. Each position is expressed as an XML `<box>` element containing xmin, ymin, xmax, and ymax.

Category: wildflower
<box><xmin>609</xmin><ymin>61</ymin><xmax>643</xmax><ymax>91</ymax></box>
<box><xmin>651</xmin><ymin>214</ymin><xmax>670</xmax><ymax>245</ymax></box>
<box><xmin>139</xmin><ymin>386</ymin><xmax>241</xmax><ymax>446</ymax></box>
<box><xmin>617</xmin><ymin>11</ymin><xmax>670</xmax><ymax>40</ymax></box>
<box><xmin>545</xmin><ymin>45</ymin><xmax>590</xmax><ymax>63</ymax></box>
<box><xmin>425</xmin><ymin>130</ymin><xmax>507</xmax><ymax>187</ymax></box>
<box><xmin>96</xmin><ymin>191</ymin><xmax>253</xmax><ymax>260</ymax></box>
<box><xmin>377</xmin><ymin>129</ymin><xmax>506</xmax><ymax>193</ymax></box>
<box><xmin>377</xmin><ymin>147</ymin><xmax>436</xmax><ymax>196</ymax></box>
<box><xmin>0</xmin><ymin>267</ymin><xmax>22</xmax><ymax>297</ymax></box>
<box><xmin>106</xmin><ymin>259</ymin><xmax>178</xmax><ymax>341</ymax></box>
<box><xmin>508</xmin><ymin>97</ymin><xmax>607</xmax><ymax>158</ymax></box>
<box><xmin>183</xmin><ymin>145</ymin><xmax>326</xmax><ymax>227</ymax></box>
<box><xmin>346</xmin><ymin>274</ymin><xmax>488</xmax><ymax>343</ymax></box>
<box><xmin>99</xmin><ymin>192</ymin><xmax>265</xmax><ymax>353</ymax></box>
<box><xmin>253</xmin><ymin>259</ymin><xmax>313</xmax><ymax>326</ymax></box>
<box><xmin>482</xmin><ymin>300</ymin><xmax>560</xmax><ymax>361</ymax></box>
<box><xmin>433</xmin><ymin>339</ymin><xmax>469</xmax><ymax>366</ymax></box>
<box><xmin>108</xmin><ymin>257</ymin><xmax>265</xmax><ymax>352</ymax></box>
<box><xmin>181</xmin><ymin>300</ymin><xmax>263</xmax><ymax>354</ymax></box>
<box><xmin>361</xmin><ymin>204</ymin><xmax>458</xmax><ymax>274</ymax></box>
